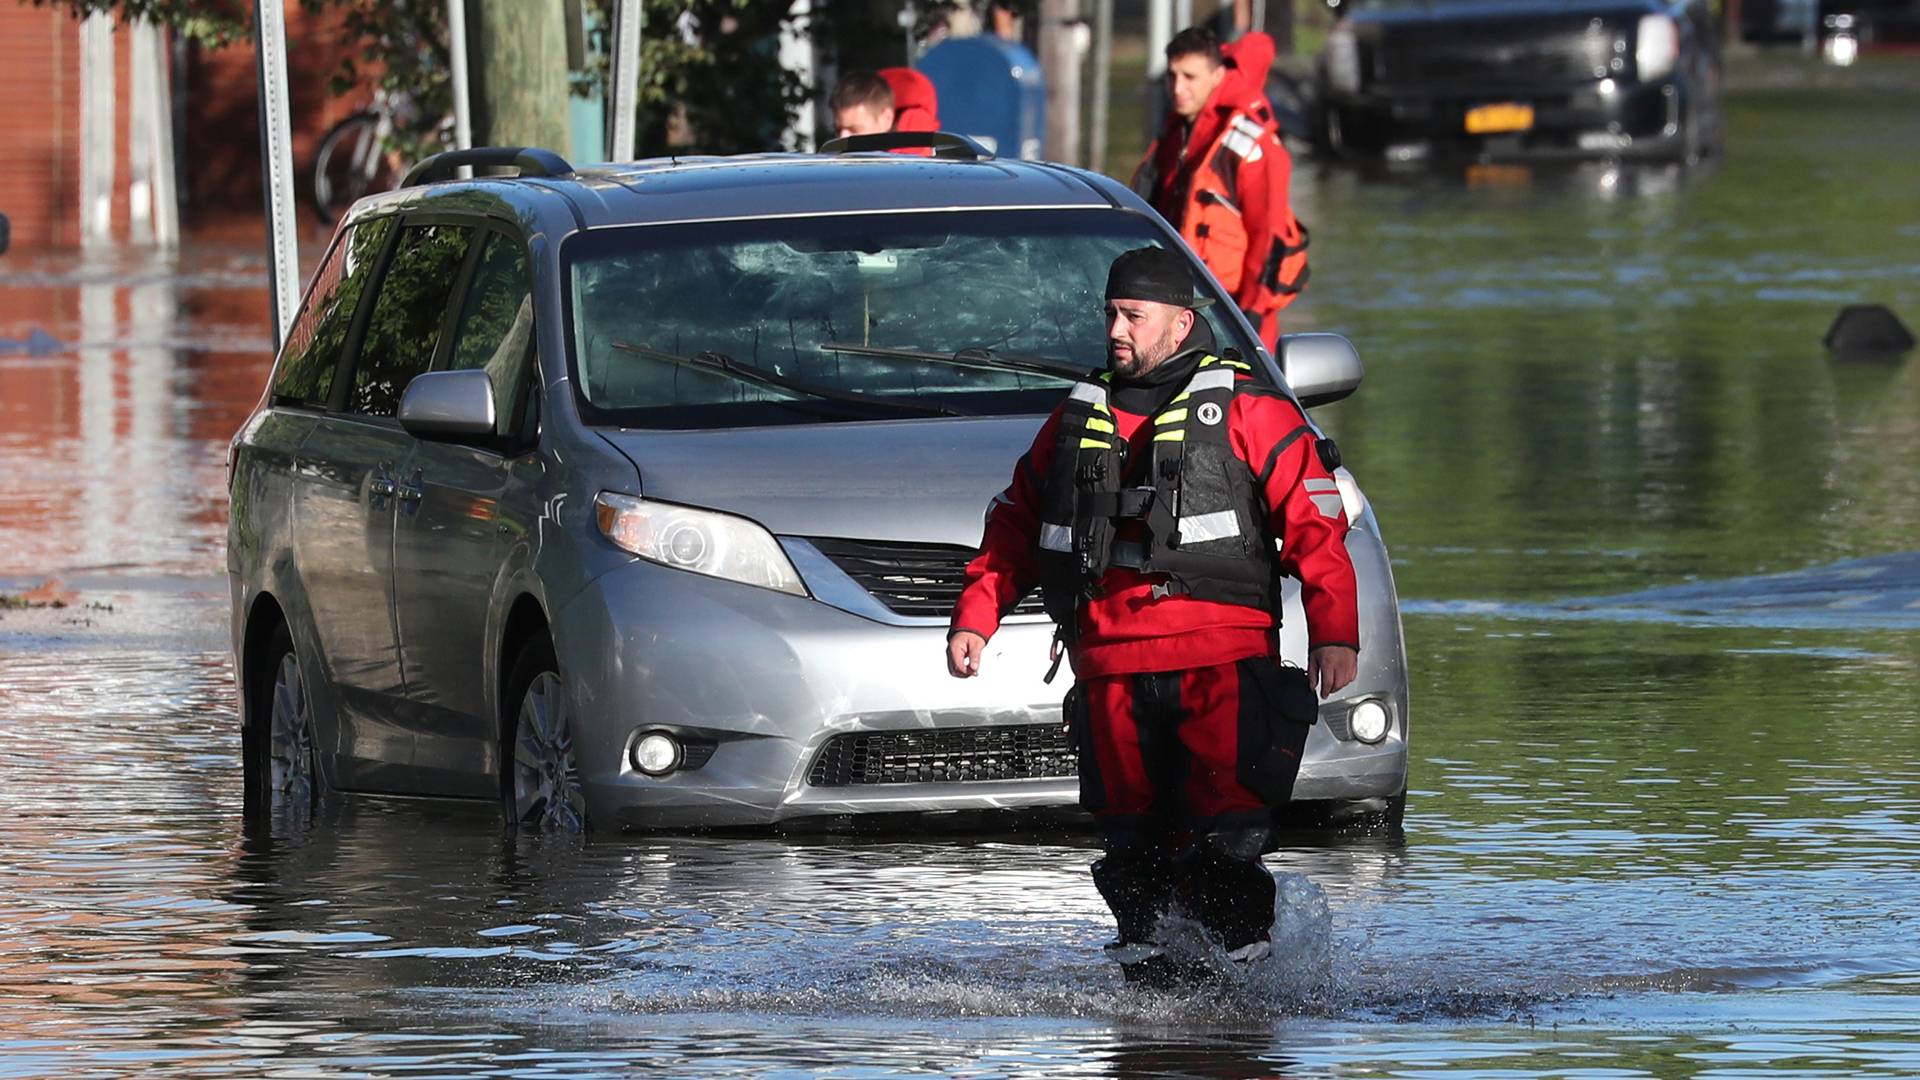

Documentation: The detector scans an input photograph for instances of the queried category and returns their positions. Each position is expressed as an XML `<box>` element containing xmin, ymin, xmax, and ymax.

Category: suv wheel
<box><xmin>503</xmin><ymin>636</ymin><xmax>587</xmax><ymax>832</ymax></box>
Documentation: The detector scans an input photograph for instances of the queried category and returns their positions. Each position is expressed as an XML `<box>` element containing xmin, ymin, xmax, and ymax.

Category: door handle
<box><xmin>398</xmin><ymin>467</ymin><xmax>424</xmax><ymax>507</ymax></box>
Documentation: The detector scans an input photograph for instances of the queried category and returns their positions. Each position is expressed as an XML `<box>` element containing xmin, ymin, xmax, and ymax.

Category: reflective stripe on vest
<box><xmin>1177</xmin><ymin>508</ymin><xmax>1242</xmax><ymax>544</ymax></box>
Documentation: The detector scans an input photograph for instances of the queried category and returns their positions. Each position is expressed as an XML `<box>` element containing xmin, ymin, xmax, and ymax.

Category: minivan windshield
<box><xmin>564</xmin><ymin>208</ymin><xmax>1259</xmax><ymax>428</ymax></box>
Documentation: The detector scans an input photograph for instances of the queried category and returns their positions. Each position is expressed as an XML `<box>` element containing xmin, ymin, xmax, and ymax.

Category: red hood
<box><xmin>1215</xmin><ymin>32</ymin><xmax>1276</xmax><ymax>112</ymax></box>
<box><xmin>878</xmin><ymin>67</ymin><xmax>940</xmax><ymax>132</ymax></box>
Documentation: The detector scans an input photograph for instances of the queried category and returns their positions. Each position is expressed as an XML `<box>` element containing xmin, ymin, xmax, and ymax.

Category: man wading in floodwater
<box><xmin>945</xmin><ymin>247</ymin><xmax>1359</xmax><ymax>985</ymax></box>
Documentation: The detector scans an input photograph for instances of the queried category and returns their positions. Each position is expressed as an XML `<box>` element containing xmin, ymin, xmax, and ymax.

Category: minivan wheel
<box><xmin>245</xmin><ymin>621</ymin><xmax>319</xmax><ymax>817</ymax></box>
<box><xmin>503</xmin><ymin>636</ymin><xmax>587</xmax><ymax>832</ymax></box>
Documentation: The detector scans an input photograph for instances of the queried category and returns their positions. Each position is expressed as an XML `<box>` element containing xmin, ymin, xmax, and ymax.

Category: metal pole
<box><xmin>253</xmin><ymin>0</ymin><xmax>300</xmax><ymax>351</ymax></box>
<box><xmin>608</xmin><ymin>0</ymin><xmax>641</xmax><ymax>160</ymax></box>
<box><xmin>80</xmin><ymin>12</ymin><xmax>115</xmax><ymax>248</ymax></box>
<box><xmin>1146</xmin><ymin>0</ymin><xmax>1171</xmax><ymax>143</ymax></box>
<box><xmin>1040</xmin><ymin>0</ymin><xmax>1082</xmax><ymax>165</ymax></box>
<box><xmin>779</xmin><ymin>0</ymin><xmax>815</xmax><ymax>150</ymax></box>
<box><xmin>129</xmin><ymin>19</ymin><xmax>156</xmax><ymax>245</ymax></box>
<box><xmin>1174</xmin><ymin>0</ymin><xmax>1193</xmax><ymax>35</ymax></box>
<box><xmin>145</xmin><ymin>21</ymin><xmax>180</xmax><ymax>249</ymax></box>
<box><xmin>446</xmin><ymin>0</ymin><xmax>474</xmax><ymax>176</ymax></box>
<box><xmin>1090</xmin><ymin>0</ymin><xmax>1112</xmax><ymax>174</ymax></box>
<box><xmin>1147</xmin><ymin>0</ymin><xmax>1172</xmax><ymax>75</ymax></box>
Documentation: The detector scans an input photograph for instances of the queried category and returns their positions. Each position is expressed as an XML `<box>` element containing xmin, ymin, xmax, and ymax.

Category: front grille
<box><xmin>808</xmin><ymin>536</ymin><xmax>1046</xmax><ymax>618</ymax></box>
<box><xmin>807</xmin><ymin>724</ymin><xmax>1077</xmax><ymax>786</ymax></box>
<box><xmin>1376</xmin><ymin>20</ymin><xmax>1622</xmax><ymax>88</ymax></box>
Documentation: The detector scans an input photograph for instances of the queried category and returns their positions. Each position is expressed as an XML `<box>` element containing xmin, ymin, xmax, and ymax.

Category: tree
<box><xmin>26</xmin><ymin>0</ymin><xmax>811</xmax><ymax>160</ymax></box>
<box><xmin>466</xmin><ymin>0</ymin><xmax>572</xmax><ymax>152</ymax></box>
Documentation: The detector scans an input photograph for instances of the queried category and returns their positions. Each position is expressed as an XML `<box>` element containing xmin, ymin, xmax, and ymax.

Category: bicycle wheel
<box><xmin>309</xmin><ymin>112</ymin><xmax>389</xmax><ymax>226</ymax></box>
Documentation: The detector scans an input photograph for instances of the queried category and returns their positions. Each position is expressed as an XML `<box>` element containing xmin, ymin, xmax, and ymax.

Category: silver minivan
<box><xmin>226</xmin><ymin>141</ymin><xmax>1410</xmax><ymax>833</ymax></box>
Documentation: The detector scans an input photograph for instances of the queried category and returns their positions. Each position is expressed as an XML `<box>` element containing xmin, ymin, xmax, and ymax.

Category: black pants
<box><xmin>1073</xmin><ymin>658</ymin><xmax>1315</xmax><ymax>951</ymax></box>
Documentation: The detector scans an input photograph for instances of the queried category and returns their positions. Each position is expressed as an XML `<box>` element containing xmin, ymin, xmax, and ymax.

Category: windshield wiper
<box><xmin>818</xmin><ymin>342</ymin><xmax>1086</xmax><ymax>381</ymax></box>
<box><xmin>609</xmin><ymin>340</ymin><xmax>968</xmax><ymax>417</ymax></box>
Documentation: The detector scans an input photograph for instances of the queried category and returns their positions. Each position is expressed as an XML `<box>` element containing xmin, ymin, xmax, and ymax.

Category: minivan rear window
<box><xmin>272</xmin><ymin>217</ymin><xmax>392</xmax><ymax>408</ymax></box>
<box><xmin>563</xmin><ymin>209</ymin><xmax>1256</xmax><ymax>428</ymax></box>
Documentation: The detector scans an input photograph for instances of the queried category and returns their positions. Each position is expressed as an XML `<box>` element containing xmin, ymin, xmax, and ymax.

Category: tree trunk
<box><xmin>466</xmin><ymin>0</ymin><xmax>571</xmax><ymax>154</ymax></box>
<box><xmin>1040</xmin><ymin>0</ymin><xmax>1082</xmax><ymax>165</ymax></box>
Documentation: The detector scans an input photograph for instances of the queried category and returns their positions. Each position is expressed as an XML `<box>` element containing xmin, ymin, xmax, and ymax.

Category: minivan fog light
<box><xmin>1348</xmin><ymin>700</ymin><xmax>1390</xmax><ymax>744</ymax></box>
<box><xmin>632</xmin><ymin>731</ymin><xmax>683</xmax><ymax>776</ymax></box>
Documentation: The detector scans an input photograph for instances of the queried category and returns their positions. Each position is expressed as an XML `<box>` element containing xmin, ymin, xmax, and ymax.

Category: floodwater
<box><xmin>5</xmin><ymin>54</ymin><xmax>1920</xmax><ymax>1077</ymax></box>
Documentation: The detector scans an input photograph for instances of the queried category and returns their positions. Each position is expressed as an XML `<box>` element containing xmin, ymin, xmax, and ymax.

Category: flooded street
<box><xmin>5</xmin><ymin>55</ymin><xmax>1920</xmax><ymax>1077</ymax></box>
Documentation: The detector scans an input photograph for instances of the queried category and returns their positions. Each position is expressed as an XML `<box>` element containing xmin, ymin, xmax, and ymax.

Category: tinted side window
<box><xmin>349</xmin><ymin>223</ymin><xmax>473</xmax><ymax>418</ymax></box>
<box><xmin>445</xmin><ymin>233</ymin><xmax>535</xmax><ymax>437</ymax></box>
<box><xmin>272</xmin><ymin>218</ymin><xmax>391</xmax><ymax>406</ymax></box>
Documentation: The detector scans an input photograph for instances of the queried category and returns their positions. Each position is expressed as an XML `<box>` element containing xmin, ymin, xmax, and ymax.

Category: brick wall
<box><xmin>0</xmin><ymin>5</ymin><xmax>362</xmax><ymax>251</ymax></box>
<box><xmin>184</xmin><ymin>6</ymin><xmax>367</xmax><ymax>238</ymax></box>
<box><xmin>0</xmin><ymin>7</ymin><xmax>102</xmax><ymax>249</ymax></box>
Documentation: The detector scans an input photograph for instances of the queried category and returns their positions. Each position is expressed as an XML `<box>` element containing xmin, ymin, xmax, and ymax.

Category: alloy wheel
<box><xmin>512</xmin><ymin>671</ymin><xmax>586</xmax><ymax>832</ymax></box>
<box><xmin>267</xmin><ymin>652</ymin><xmax>314</xmax><ymax>809</ymax></box>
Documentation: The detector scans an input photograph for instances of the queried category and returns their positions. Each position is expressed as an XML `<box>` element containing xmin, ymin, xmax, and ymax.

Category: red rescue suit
<box><xmin>951</xmin><ymin>329</ymin><xmax>1359</xmax><ymax>957</ymax></box>
<box><xmin>1132</xmin><ymin>33</ymin><xmax>1309</xmax><ymax>352</ymax></box>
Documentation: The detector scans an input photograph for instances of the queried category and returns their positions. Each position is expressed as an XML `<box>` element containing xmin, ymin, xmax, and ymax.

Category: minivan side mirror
<box><xmin>399</xmin><ymin>369</ymin><xmax>496</xmax><ymax>439</ymax></box>
<box><xmin>1280</xmin><ymin>332</ymin><xmax>1364</xmax><ymax>407</ymax></box>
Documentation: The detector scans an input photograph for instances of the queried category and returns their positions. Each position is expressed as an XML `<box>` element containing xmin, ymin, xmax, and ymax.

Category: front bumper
<box><xmin>554</xmin><ymin>536</ymin><xmax>1409</xmax><ymax>831</ymax></box>
<box><xmin>1328</xmin><ymin>76</ymin><xmax>1686</xmax><ymax>160</ymax></box>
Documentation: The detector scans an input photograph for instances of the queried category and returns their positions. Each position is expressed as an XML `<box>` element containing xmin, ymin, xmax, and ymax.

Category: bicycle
<box><xmin>308</xmin><ymin>87</ymin><xmax>457</xmax><ymax>226</ymax></box>
<box><xmin>307</xmin><ymin>88</ymin><xmax>401</xmax><ymax>226</ymax></box>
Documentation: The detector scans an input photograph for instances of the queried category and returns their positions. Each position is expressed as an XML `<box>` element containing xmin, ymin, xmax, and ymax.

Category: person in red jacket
<box><xmin>1133</xmin><ymin>28</ymin><xmax>1309</xmax><ymax>355</ymax></box>
<box><xmin>946</xmin><ymin>247</ymin><xmax>1359</xmax><ymax>985</ymax></box>
<box><xmin>830</xmin><ymin>69</ymin><xmax>941</xmax><ymax>157</ymax></box>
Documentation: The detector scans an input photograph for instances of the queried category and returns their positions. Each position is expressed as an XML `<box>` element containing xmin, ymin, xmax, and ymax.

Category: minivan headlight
<box><xmin>594</xmin><ymin>492</ymin><xmax>807</xmax><ymax>597</ymax></box>
<box><xmin>1636</xmin><ymin>15</ymin><xmax>1680</xmax><ymax>82</ymax></box>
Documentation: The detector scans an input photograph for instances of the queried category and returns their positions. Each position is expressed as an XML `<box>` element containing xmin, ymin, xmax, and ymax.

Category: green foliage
<box><xmin>624</xmin><ymin>0</ymin><xmax>812</xmax><ymax>155</ymax></box>
<box><xmin>300</xmin><ymin>0</ymin><xmax>457</xmax><ymax>167</ymax></box>
<box><xmin>30</xmin><ymin>0</ymin><xmax>811</xmax><ymax>159</ymax></box>
<box><xmin>19</xmin><ymin>0</ymin><xmax>250</xmax><ymax>46</ymax></box>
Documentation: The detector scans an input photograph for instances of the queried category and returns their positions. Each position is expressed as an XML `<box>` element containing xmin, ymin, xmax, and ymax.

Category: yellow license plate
<box><xmin>1464</xmin><ymin>103</ymin><xmax>1535</xmax><ymax>135</ymax></box>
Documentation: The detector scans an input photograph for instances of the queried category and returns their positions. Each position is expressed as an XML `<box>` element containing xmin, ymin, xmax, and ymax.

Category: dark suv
<box><xmin>1315</xmin><ymin>0</ymin><xmax>1724</xmax><ymax>162</ymax></box>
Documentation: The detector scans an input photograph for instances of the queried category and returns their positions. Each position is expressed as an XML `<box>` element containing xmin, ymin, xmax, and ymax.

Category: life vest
<box><xmin>1036</xmin><ymin>355</ymin><xmax>1279</xmax><ymax>631</ymax></box>
<box><xmin>1176</xmin><ymin>102</ymin><xmax>1310</xmax><ymax>315</ymax></box>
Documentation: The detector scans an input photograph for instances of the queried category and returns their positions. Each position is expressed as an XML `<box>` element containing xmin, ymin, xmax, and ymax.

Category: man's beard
<box><xmin>1108</xmin><ymin>324</ymin><xmax>1182</xmax><ymax>379</ymax></box>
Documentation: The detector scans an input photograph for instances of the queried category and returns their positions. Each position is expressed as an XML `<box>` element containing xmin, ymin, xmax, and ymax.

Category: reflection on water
<box><xmin>3</xmin><ymin>56</ymin><xmax>1920</xmax><ymax>1077</ymax></box>
<box><xmin>0</xmin><ymin>246</ymin><xmax>274</xmax><ymax>581</ymax></box>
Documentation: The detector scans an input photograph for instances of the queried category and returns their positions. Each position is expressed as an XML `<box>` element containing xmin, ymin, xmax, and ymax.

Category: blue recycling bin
<box><xmin>918</xmin><ymin>36</ymin><xmax>1046</xmax><ymax>160</ymax></box>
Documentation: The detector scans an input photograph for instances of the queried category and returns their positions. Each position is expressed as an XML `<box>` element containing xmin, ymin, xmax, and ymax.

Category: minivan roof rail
<box><xmin>400</xmin><ymin>147</ymin><xmax>576</xmax><ymax>188</ymax></box>
<box><xmin>818</xmin><ymin>131</ymin><xmax>994</xmax><ymax>161</ymax></box>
